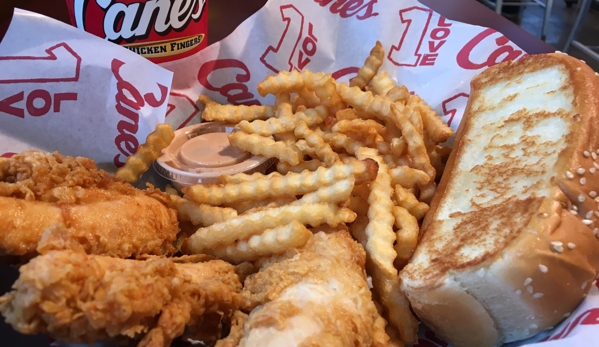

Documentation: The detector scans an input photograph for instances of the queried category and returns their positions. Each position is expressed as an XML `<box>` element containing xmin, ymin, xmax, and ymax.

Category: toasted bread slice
<box><xmin>400</xmin><ymin>53</ymin><xmax>599</xmax><ymax>347</ymax></box>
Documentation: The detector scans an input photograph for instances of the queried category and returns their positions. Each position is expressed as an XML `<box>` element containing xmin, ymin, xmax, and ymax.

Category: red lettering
<box><xmin>437</xmin><ymin>17</ymin><xmax>452</xmax><ymax>27</ymax></box>
<box><xmin>198</xmin><ymin>59</ymin><xmax>260</xmax><ymax>105</ymax></box>
<box><xmin>220</xmin><ymin>83</ymin><xmax>257</xmax><ymax>105</ymax></box>
<box><xmin>0</xmin><ymin>92</ymin><xmax>24</xmax><ymax>118</ymax></box>
<box><xmin>442</xmin><ymin>92</ymin><xmax>469</xmax><ymax>127</ymax></box>
<box><xmin>331</xmin><ymin>66</ymin><xmax>360</xmax><ymax>81</ymax></box>
<box><xmin>315</xmin><ymin>0</ymin><xmax>379</xmax><ymax>20</ymax></box>
<box><xmin>428</xmin><ymin>40</ymin><xmax>446</xmax><ymax>53</ymax></box>
<box><xmin>112</xmin><ymin>59</ymin><xmax>145</xmax><ymax>111</ymax></box>
<box><xmin>1</xmin><ymin>91</ymin><xmax>77</xmax><ymax>118</ymax></box>
<box><xmin>419</xmin><ymin>53</ymin><xmax>438</xmax><ymax>66</ymax></box>
<box><xmin>297</xmin><ymin>51</ymin><xmax>311</xmax><ymax>70</ymax></box>
<box><xmin>116</xmin><ymin>108</ymin><xmax>140</xmax><ymax>135</ymax></box>
<box><xmin>430</xmin><ymin>27</ymin><xmax>450</xmax><ymax>40</ymax></box>
<box><xmin>355</xmin><ymin>0</ymin><xmax>378</xmax><ymax>20</ymax></box>
<box><xmin>388</xmin><ymin>7</ymin><xmax>433</xmax><ymax>67</ymax></box>
<box><xmin>111</xmin><ymin>58</ymin><xmax>144</xmax><ymax>167</ymax></box>
<box><xmin>115</xmin><ymin>133</ymin><xmax>139</xmax><ymax>158</ymax></box>
<box><xmin>26</xmin><ymin>89</ymin><xmax>52</xmax><ymax>117</ymax></box>
<box><xmin>53</xmin><ymin>92</ymin><xmax>77</xmax><ymax>112</ymax></box>
<box><xmin>457</xmin><ymin>28</ymin><xmax>524</xmax><ymax>70</ymax></box>
<box><xmin>143</xmin><ymin>84</ymin><xmax>169</xmax><ymax>108</ymax></box>
<box><xmin>113</xmin><ymin>135</ymin><xmax>138</xmax><ymax>167</ymax></box>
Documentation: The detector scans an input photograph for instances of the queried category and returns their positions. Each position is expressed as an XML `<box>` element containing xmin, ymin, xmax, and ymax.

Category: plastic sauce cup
<box><xmin>154</xmin><ymin>122</ymin><xmax>275</xmax><ymax>190</ymax></box>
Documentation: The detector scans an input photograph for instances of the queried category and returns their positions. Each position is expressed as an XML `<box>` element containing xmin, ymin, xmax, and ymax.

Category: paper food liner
<box><xmin>0</xmin><ymin>9</ymin><xmax>173</xmax><ymax>172</ymax></box>
<box><xmin>2</xmin><ymin>0</ymin><xmax>597</xmax><ymax>346</ymax></box>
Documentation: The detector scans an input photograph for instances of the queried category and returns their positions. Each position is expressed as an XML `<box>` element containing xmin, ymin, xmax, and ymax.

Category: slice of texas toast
<box><xmin>399</xmin><ymin>53</ymin><xmax>599</xmax><ymax>347</ymax></box>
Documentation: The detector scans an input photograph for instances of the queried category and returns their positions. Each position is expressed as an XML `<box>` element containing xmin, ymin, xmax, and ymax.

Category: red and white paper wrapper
<box><xmin>2</xmin><ymin>0</ymin><xmax>598</xmax><ymax>346</ymax></box>
<box><xmin>162</xmin><ymin>0</ymin><xmax>530</xmax><ymax>134</ymax></box>
<box><xmin>0</xmin><ymin>9</ymin><xmax>173</xmax><ymax>172</ymax></box>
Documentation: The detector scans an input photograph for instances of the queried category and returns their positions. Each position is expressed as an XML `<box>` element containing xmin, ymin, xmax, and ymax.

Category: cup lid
<box><xmin>154</xmin><ymin>122</ymin><xmax>270</xmax><ymax>184</ymax></box>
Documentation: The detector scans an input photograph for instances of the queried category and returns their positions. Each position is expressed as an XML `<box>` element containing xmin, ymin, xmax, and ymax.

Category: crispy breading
<box><xmin>236</xmin><ymin>231</ymin><xmax>391</xmax><ymax>347</ymax></box>
<box><xmin>0</xmin><ymin>151</ymin><xmax>179</xmax><ymax>259</ymax></box>
<box><xmin>0</xmin><ymin>251</ymin><xmax>242</xmax><ymax>346</ymax></box>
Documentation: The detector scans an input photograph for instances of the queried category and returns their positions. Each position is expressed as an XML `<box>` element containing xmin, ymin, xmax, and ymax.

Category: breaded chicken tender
<box><xmin>0</xmin><ymin>151</ymin><xmax>179</xmax><ymax>259</ymax></box>
<box><xmin>236</xmin><ymin>230</ymin><xmax>391</xmax><ymax>347</ymax></box>
<box><xmin>0</xmin><ymin>251</ymin><xmax>242</xmax><ymax>346</ymax></box>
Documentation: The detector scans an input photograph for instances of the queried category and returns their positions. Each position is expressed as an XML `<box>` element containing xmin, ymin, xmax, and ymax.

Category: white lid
<box><xmin>154</xmin><ymin>122</ymin><xmax>273</xmax><ymax>187</ymax></box>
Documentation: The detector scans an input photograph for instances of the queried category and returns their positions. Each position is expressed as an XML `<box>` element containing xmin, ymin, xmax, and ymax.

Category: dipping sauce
<box><xmin>154</xmin><ymin>122</ymin><xmax>274</xmax><ymax>190</ymax></box>
<box><xmin>179</xmin><ymin>132</ymin><xmax>249</xmax><ymax>168</ymax></box>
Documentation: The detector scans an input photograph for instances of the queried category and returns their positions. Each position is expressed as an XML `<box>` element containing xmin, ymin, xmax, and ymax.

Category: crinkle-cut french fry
<box><xmin>257</xmin><ymin>70</ymin><xmax>326</xmax><ymax>97</ymax></box>
<box><xmin>385</xmin><ymin>85</ymin><xmax>410</xmax><ymax>103</ymax></box>
<box><xmin>311</xmin><ymin>74</ymin><xmax>345</xmax><ymax>113</ymax></box>
<box><xmin>164</xmin><ymin>184</ymin><xmax>180</xmax><ymax>196</ymax></box>
<box><xmin>348</xmin><ymin>194</ymin><xmax>369</xmax><ymax>216</ymax></box>
<box><xmin>275</xmin><ymin>93</ymin><xmax>291</xmax><ymax>107</ymax></box>
<box><xmin>276</xmin><ymin>159</ymin><xmax>324</xmax><ymax>174</ymax></box>
<box><xmin>319</xmin><ymin>130</ymin><xmax>365</xmax><ymax>155</ymax></box>
<box><xmin>297</xmin><ymin>88</ymin><xmax>321</xmax><ymax>108</ymax></box>
<box><xmin>337</xmin><ymin>82</ymin><xmax>406</xmax><ymax>123</ymax></box>
<box><xmin>391</xmin><ymin>205</ymin><xmax>419</xmax><ymax>269</ymax></box>
<box><xmin>202</xmin><ymin>102</ymin><xmax>276</xmax><ymax>122</ymax></box>
<box><xmin>309</xmin><ymin>223</ymin><xmax>350</xmax><ymax>234</ymax></box>
<box><xmin>238</xmin><ymin>104</ymin><xmax>328</xmax><ymax>136</ymax></box>
<box><xmin>223</xmin><ymin>195</ymin><xmax>296</xmax><ymax>215</ymax></box>
<box><xmin>394</xmin><ymin>185</ymin><xmax>429</xmax><ymax>221</ymax></box>
<box><xmin>171</xmin><ymin>195</ymin><xmax>237</xmax><ymax>226</ymax></box>
<box><xmin>371</xmin><ymin>71</ymin><xmax>396</xmax><ymax>96</ymax></box>
<box><xmin>289</xmin><ymin>94</ymin><xmax>306</xmax><ymax>112</ymax></box>
<box><xmin>389</xmin><ymin>104</ymin><xmax>435</xmax><ymax>179</ymax></box>
<box><xmin>353</xmin><ymin>182</ymin><xmax>371</xmax><ymax>200</ymax></box>
<box><xmin>333</xmin><ymin>119</ymin><xmax>394</xmax><ymax>143</ymax></box>
<box><xmin>426</xmin><ymin>138</ymin><xmax>444</xmax><ymax>179</ymax></box>
<box><xmin>221</xmin><ymin>171</ymin><xmax>283</xmax><ymax>184</ymax></box>
<box><xmin>437</xmin><ymin>145</ymin><xmax>453</xmax><ymax>160</ymax></box>
<box><xmin>323</xmin><ymin>114</ymin><xmax>338</xmax><ymax>131</ymax></box>
<box><xmin>228</xmin><ymin>131</ymin><xmax>301</xmax><ymax>165</ymax></box>
<box><xmin>116</xmin><ymin>123</ymin><xmax>175</xmax><ymax>184</ymax></box>
<box><xmin>408</xmin><ymin>94</ymin><xmax>454</xmax><ymax>143</ymax></box>
<box><xmin>371</xmin><ymin>300</ymin><xmax>402</xmax><ymax>347</ymax></box>
<box><xmin>355</xmin><ymin>109</ymin><xmax>380</xmax><ymax>120</ymax></box>
<box><xmin>389</xmin><ymin>166</ymin><xmax>430</xmax><ymax>188</ymax></box>
<box><xmin>350</xmin><ymin>41</ymin><xmax>385</xmax><ymax>89</ymax></box>
<box><xmin>383</xmin><ymin>155</ymin><xmax>402</xmax><ymax>169</ymax></box>
<box><xmin>373</xmin><ymin>141</ymin><xmax>392</xmax><ymax>155</ymax></box>
<box><xmin>209</xmin><ymin>221</ymin><xmax>312</xmax><ymax>264</ymax></box>
<box><xmin>335</xmin><ymin>108</ymin><xmax>357</xmax><ymax>122</ymax></box>
<box><xmin>275</xmin><ymin>131</ymin><xmax>298</xmax><ymax>144</ymax></box>
<box><xmin>419</xmin><ymin>182</ymin><xmax>437</xmax><ymax>204</ymax></box>
<box><xmin>198</xmin><ymin>94</ymin><xmax>217</xmax><ymax>106</ymax></box>
<box><xmin>295</xmin><ymin>139</ymin><xmax>317</xmax><ymax>158</ymax></box>
<box><xmin>294</xmin><ymin>122</ymin><xmax>339</xmax><ymax>166</ymax></box>
<box><xmin>406</xmin><ymin>108</ymin><xmax>424</xmax><ymax>136</ymax></box>
<box><xmin>183</xmin><ymin>159</ymin><xmax>378</xmax><ymax>205</ymax></box>
<box><xmin>390</xmin><ymin>137</ymin><xmax>407</xmax><ymax>157</ymax></box>
<box><xmin>370</xmin><ymin>262</ymin><xmax>419</xmax><ymax>344</ymax></box>
<box><xmin>182</xmin><ymin>203</ymin><xmax>356</xmax><ymax>254</ymax></box>
<box><xmin>291</xmin><ymin>177</ymin><xmax>355</xmax><ymax>205</ymax></box>
<box><xmin>354</xmin><ymin>147</ymin><xmax>396</xmax><ymax>277</ymax></box>
<box><xmin>350</xmin><ymin>214</ymin><xmax>418</xmax><ymax>345</ymax></box>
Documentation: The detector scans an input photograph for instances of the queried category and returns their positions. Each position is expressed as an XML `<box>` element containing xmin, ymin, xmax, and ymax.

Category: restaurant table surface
<box><xmin>0</xmin><ymin>0</ymin><xmax>554</xmax><ymax>345</ymax></box>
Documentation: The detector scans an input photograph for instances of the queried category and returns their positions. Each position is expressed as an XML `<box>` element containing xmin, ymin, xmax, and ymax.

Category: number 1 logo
<box><xmin>260</xmin><ymin>5</ymin><xmax>318</xmax><ymax>73</ymax></box>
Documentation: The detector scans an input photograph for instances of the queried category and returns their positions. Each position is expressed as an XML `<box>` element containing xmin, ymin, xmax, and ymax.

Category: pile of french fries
<box><xmin>152</xmin><ymin>42</ymin><xmax>453</xmax><ymax>346</ymax></box>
